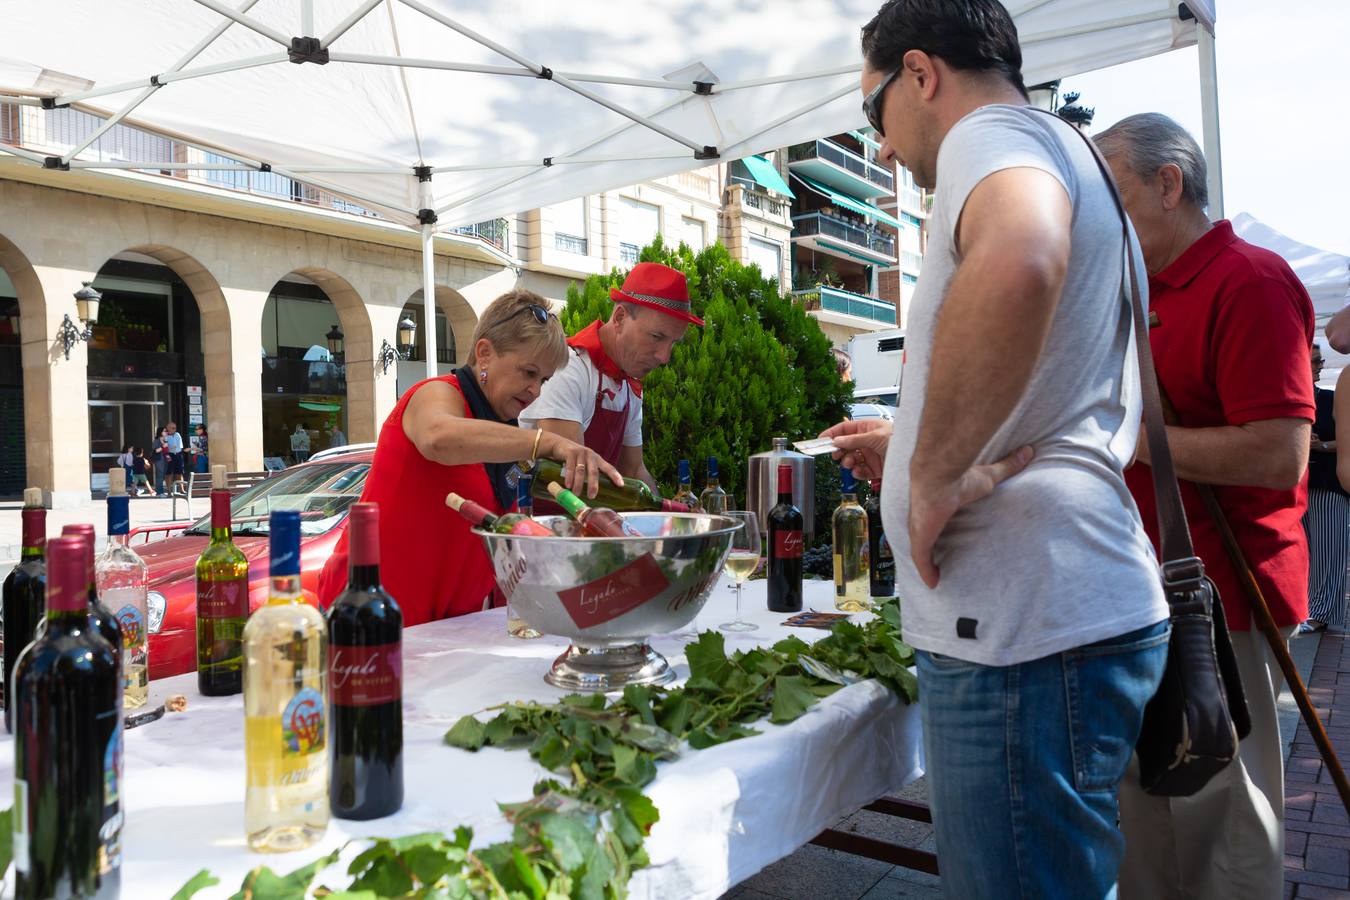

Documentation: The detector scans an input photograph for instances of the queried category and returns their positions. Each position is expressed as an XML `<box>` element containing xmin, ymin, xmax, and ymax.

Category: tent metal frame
<box><xmin>0</xmin><ymin>0</ymin><xmax>1219</xmax><ymax>377</ymax></box>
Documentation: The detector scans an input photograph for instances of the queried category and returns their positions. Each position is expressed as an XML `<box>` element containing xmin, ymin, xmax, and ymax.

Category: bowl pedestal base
<box><xmin>544</xmin><ymin>642</ymin><xmax>676</xmax><ymax>692</ymax></box>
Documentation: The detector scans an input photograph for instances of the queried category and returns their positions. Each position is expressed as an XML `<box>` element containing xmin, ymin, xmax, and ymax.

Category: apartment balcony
<box><xmin>792</xmin><ymin>211</ymin><xmax>897</xmax><ymax>266</ymax></box>
<box><xmin>724</xmin><ymin>182</ymin><xmax>792</xmax><ymax>228</ymax></box>
<box><xmin>793</xmin><ymin>285</ymin><xmax>896</xmax><ymax>327</ymax></box>
<box><xmin>787</xmin><ymin>138</ymin><xmax>894</xmax><ymax>200</ymax></box>
<box><xmin>451</xmin><ymin>218</ymin><xmax>510</xmax><ymax>252</ymax></box>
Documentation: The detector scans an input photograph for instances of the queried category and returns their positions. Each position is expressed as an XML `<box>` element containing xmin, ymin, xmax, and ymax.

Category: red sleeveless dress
<box><xmin>318</xmin><ymin>374</ymin><xmax>507</xmax><ymax>626</ymax></box>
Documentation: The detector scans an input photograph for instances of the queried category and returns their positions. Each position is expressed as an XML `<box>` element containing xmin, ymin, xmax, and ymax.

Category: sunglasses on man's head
<box><xmin>862</xmin><ymin>66</ymin><xmax>901</xmax><ymax>138</ymax></box>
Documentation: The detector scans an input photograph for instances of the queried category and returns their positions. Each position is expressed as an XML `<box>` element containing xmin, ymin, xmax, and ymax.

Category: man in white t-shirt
<box><xmin>822</xmin><ymin>2</ymin><xmax>1169</xmax><ymax>896</ymax></box>
<box><xmin>521</xmin><ymin>262</ymin><xmax>701</xmax><ymax>489</ymax></box>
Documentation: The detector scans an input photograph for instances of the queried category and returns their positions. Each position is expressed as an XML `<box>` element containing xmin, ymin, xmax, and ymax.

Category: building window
<box><xmin>748</xmin><ymin>236</ymin><xmax>782</xmax><ymax>281</ymax></box>
<box><xmin>902</xmin><ymin>212</ymin><xmax>923</xmax><ymax>228</ymax></box>
<box><xmin>619</xmin><ymin>242</ymin><xmax>640</xmax><ymax>266</ymax></box>
<box><xmin>902</xmin><ymin>273</ymin><xmax>918</xmax><ymax>286</ymax></box>
<box><xmin>550</xmin><ymin>197</ymin><xmax>589</xmax><ymax>255</ymax></box>
<box><xmin>681</xmin><ymin>216</ymin><xmax>706</xmax><ymax>251</ymax></box>
<box><xmin>620</xmin><ymin>196</ymin><xmax>661</xmax><ymax>253</ymax></box>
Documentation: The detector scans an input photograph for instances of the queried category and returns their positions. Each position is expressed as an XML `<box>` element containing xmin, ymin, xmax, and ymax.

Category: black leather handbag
<box><xmin>1035</xmin><ymin>109</ymin><xmax>1251</xmax><ymax>797</ymax></box>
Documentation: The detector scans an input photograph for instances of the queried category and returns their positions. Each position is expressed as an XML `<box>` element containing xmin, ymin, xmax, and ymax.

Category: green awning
<box><xmin>739</xmin><ymin>154</ymin><xmax>794</xmax><ymax>197</ymax></box>
<box><xmin>848</xmin><ymin>129</ymin><xmax>882</xmax><ymax>151</ymax></box>
<box><xmin>790</xmin><ymin>173</ymin><xmax>902</xmax><ymax>229</ymax></box>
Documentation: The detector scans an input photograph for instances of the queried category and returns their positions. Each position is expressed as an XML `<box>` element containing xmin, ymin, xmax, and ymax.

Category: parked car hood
<box><xmin>137</xmin><ymin>533</ymin><xmax>272</xmax><ymax>587</ymax></box>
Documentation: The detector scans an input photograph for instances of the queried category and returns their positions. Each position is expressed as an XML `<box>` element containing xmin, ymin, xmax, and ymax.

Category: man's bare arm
<box><xmin>1136</xmin><ymin>419</ymin><xmax>1310</xmax><ymax>490</ymax></box>
<box><xmin>617</xmin><ymin>444</ymin><xmax>657</xmax><ymax>492</ymax></box>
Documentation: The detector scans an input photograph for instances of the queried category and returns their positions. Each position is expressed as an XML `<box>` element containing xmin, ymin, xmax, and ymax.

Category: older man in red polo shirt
<box><xmin>1097</xmin><ymin>113</ymin><xmax>1315</xmax><ymax>898</ymax></box>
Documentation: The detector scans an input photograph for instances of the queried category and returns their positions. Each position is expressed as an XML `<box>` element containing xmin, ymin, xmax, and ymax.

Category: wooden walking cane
<box><xmin>1148</xmin><ymin>310</ymin><xmax>1350</xmax><ymax>813</ymax></box>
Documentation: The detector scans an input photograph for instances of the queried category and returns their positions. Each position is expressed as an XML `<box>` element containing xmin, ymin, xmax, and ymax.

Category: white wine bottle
<box><xmin>832</xmin><ymin>466</ymin><xmax>870</xmax><ymax>613</ymax></box>
<box><xmin>243</xmin><ymin>510</ymin><xmax>328</xmax><ymax>852</ymax></box>
<box><xmin>95</xmin><ymin>468</ymin><xmax>149</xmax><ymax>710</ymax></box>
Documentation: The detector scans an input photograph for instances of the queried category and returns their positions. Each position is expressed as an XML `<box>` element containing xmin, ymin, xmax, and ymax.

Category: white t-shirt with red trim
<box><xmin>519</xmin><ymin>348</ymin><xmax>643</xmax><ymax>447</ymax></box>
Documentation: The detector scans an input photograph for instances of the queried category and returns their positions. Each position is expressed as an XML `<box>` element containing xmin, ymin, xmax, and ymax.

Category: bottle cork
<box><xmin>22</xmin><ymin>487</ymin><xmax>42</xmax><ymax>508</ymax></box>
<box><xmin>445</xmin><ymin>492</ymin><xmax>466</xmax><ymax>511</ymax></box>
<box><xmin>212</xmin><ymin>464</ymin><xmax>227</xmax><ymax>491</ymax></box>
<box><xmin>108</xmin><ymin>467</ymin><xmax>127</xmax><ymax>496</ymax></box>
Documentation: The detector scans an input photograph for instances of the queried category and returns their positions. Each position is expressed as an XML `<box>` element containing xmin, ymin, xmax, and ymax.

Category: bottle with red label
<box><xmin>61</xmin><ymin>525</ymin><xmax>124</xmax><ymax>697</ymax></box>
<box><xmin>445</xmin><ymin>492</ymin><xmax>552</xmax><ymax>536</ymax></box>
<box><xmin>195</xmin><ymin>465</ymin><xmax>249</xmax><ymax>696</ymax></box>
<box><xmin>4</xmin><ymin>488</ymin><xmax>47</xmax><ymax>732</ymax></box>
<box><xmin>547</xmin><ymin>482</ymin><xmax>643</xmax><ymax>537</ymax></box>
<box><xmin>767</xmin><ymin>464</ymin><xmax>804</xmax><ymax>612</ymax></box>
<box><xmin>326</xmin><ymin>503</ymin><xmax>403</xmax><ymax>820</ymax></box>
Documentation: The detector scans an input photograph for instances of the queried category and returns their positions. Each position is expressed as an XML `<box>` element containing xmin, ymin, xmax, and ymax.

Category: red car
<box><xmin>138</xmin><ymin>450</ymin><xmax>372</xmax><ymax>680</ymax></box>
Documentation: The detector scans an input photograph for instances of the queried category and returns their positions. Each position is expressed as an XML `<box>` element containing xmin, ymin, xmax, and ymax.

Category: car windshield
<box><xmin>183</xmin><ymin>462</ymin><xmax>370</xmax><ymax>537</ymax></box>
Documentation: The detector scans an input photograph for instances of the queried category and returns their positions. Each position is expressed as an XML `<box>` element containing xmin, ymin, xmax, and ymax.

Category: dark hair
<box><xmin>134</xmin><ymin>447</ymin><xmax>144</xmax><ymax>456</ymax></box>
<box><xmin>861</xmin><ymin>0</ymin><xmax>1027</xmax><ymax>99</ymax></box>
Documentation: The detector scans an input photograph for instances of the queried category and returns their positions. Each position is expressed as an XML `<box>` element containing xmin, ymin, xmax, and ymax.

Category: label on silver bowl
<box><xmin>558</xmin><ymin>553</ymin><xmax>670</xmax><ymax>628</ymax></box>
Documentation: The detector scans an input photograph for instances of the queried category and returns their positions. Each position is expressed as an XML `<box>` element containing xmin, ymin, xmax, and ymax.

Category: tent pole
<box><xmin>321</xmin><ymin>0</ymin><xmax>383</xmax><ymax>48</ymax></box>
<box><xmin>422</xmin><ymin>225</ymin><xmax>438</xmax><ymax>381</ymax></box>
<box><xmin>188</xmin><ymin>0</ymin><xmax>290</xmax><ymax>46</ymax></box>
<box><xmin>301</xmin><ymin>0</ymin><xmax>313</xmax><ymax>36</ymax></box>
<box><xmin>1198</xmin><ymin>24</ymin><xmax>1225</xmax><ymax>220</ymax></box>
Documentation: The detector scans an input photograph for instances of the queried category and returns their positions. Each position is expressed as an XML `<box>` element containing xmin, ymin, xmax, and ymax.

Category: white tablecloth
<box><xmin>0</xmin><ymin>579</ymin><xmax>924</xmax><ymax>898</ymax></box>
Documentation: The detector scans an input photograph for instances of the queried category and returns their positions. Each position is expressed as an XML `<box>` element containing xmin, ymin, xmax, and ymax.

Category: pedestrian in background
<box><xmin>153</xmin><ymin>426</ymin><xmax>169</xmax><ymax>496</ymax></box>
<box><xmin>1097</xmin><ymin>112</ymin><xmax>1314</xmax><ymax>900</ymax></box>
<box><xmin>191</xmin><ymin>425</ymin><xmax>209</xmax><ymax>474</ymax></box>
<box><xmin>165</xmin><ymin>421</ymin><xmax>186</xmax><ymax>494</ymax></box>
<box><xmin>131</xmin><ymin>447</ymin><xmax>151</xmax><ymax>496</ymax></box>
<box><xmin>1303</xmin><ymin>342</ymin><xmax>1348</xmax><ymax>633</ymax></box>
<box><xmin>117</xmin><ymin>443</ymin><xmax>134</xmax><ymax>483</ymax></box>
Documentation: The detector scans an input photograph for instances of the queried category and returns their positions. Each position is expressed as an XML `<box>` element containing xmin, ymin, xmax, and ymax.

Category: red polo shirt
<box><xmin>1126</xmin><ymin>220</ymin><xmax>1315</xmax><ymax>629</ymax></box>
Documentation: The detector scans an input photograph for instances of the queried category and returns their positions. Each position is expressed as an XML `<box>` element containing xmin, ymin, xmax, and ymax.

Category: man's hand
<box><xmin>821</xmin><ymin>419</ymin><xmax>892</xmax><ymax>482</ymax></box>
<box><xmin>908</xmin><ymin>446</ymin><xmax>1034</xmax><ymax>588</ymax></box>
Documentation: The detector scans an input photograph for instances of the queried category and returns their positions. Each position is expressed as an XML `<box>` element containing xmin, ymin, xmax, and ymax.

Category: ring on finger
<box><xmin>575</xmin><ymin>462</ymin><xmax>587</xmax><ymax>469</ymax></box>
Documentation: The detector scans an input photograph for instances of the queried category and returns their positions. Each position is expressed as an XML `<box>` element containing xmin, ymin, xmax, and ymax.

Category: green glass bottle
<box><xmin>195</xmin><ymin>469</ymin><xmax>249</xmax><ymax>696</ymax></box>
<box><xmin>527</xmin><ymin>458</ymin><xmax>688</xmax><ymax>512</ymax></box>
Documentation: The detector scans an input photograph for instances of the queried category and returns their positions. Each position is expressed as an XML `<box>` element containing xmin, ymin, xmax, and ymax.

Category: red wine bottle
<box><xmin>60</xmin><ymin>524</ymin><xmax>125</xmax><ymax>670</ymax></box>
<box><xmin>547</xmin><ymin>482</ymin><xmax>642</xmax><ymax>537</ymax></box>
<box><xmin>327</xmin><ymin>503</ymin><xmax>403</xmax><ymax>820</ymax></box>
<box><xmin>4</xmin><ymin>489</ymin><xmax>46</xmax><ymax>732</ymax></box>
<box><xmin>767</xmin><ymin>464</ymin><xmax>804</xmax><ymax>612</ymax></box>
<box><xmin>865</xmin><ymin>480</ymin><xmax>895</xmax><ymax>598</ymax></box>
<box><xmin>12</xmin><ymin>536</ymin><xmax>122</xmax><ymax>899</ymax></box>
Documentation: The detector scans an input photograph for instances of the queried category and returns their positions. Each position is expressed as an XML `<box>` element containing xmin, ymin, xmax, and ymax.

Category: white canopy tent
<box><xmin>1232</xmin><ymin>212</ymin><xmax>1350</xmax><ymax>383</ymax></box>
<box><xmin>0</xmin><ymin>0</ymin><xmax>1217</xmax><ymax>377</ymax></box>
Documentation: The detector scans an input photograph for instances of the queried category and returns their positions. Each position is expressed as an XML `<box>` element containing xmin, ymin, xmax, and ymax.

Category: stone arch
<box><xmin>0</xmin><ymin>233</ymin><xmax>49</xmax><ymax>497</ymax></box>
<box><xmin>402</xmin><ymin>285</ymin><xmax>478</xmax><ymax>370</ymax></box>
<box><xmin>105</xmin><ymin>244</ymin><xmax>241</xmax><ymax>473</ymax></box>
<box><xmin>262</xmin><ymin>266</ymin><xmax>376</xmax><ymax>448</ymax></box>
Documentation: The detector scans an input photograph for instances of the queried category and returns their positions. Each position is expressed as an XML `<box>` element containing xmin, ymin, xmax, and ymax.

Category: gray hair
<box><xmin>1094</xmin><ymin>113</ymin><xmax>1209</xmax><ymax>210</ymax></box>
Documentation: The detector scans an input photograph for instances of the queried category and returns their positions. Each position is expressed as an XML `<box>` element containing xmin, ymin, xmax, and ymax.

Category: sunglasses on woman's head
<box><xmin>515</xmin><ymin>303</ymin><xmax>555</xmax><ymax>325</ymax></box>
<box><xmin>862</xmin><ymin>66</ymin><xmax>901</xmax><ymax>138</ymax></box>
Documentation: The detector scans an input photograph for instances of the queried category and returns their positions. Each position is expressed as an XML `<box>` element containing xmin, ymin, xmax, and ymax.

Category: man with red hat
<box><xmin>521</xmin><ymin>261</ymin><xmax>702</xmax><ymax>488</ymax></box>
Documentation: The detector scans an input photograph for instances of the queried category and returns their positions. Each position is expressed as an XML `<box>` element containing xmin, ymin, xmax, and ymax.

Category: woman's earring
<box><xmin>479</xmin><ymin>369</ymin><xmax>488</xmax><ymax>385</ymax></box>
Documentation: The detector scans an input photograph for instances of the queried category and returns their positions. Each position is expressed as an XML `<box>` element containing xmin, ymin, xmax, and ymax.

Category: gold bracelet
<box><xmin>529</xmin><ymin>428</ymin><xmax>544</xmax><ymax>465</ymax></box>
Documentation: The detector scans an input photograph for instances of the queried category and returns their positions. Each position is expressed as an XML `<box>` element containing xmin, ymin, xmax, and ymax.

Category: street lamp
<box><xmin>57</xmin><ymin>281</ymin><xmax>100</xmax><ymax>360</ymax></box>
<box><xmin>378</xmin><ymin>314</ymin><xmax>418</xmax><ymax>375</ymax></box>
<box><xmin>325</xmin><ymin>324</ymin><xmax>344</xmax><ymax>363</ymax></box>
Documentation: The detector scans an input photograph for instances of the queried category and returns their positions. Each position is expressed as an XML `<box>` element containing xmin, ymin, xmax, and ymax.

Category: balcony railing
<box><xmin>619</xmin><ymin>243</ymin><xmax>639</xmax><ymax>266</ymax></box>
<box><xmin>788</xmin><ymin>138</ymin><xmax>895</xmax><ymax>193</ymax></box>
<box><xmin>555</xmin><ymin>233</ymin><xmax>589</xmax><ymax>255</ymax></box>
<box><xmin>793</xmin><ymin>211</ymin><xmax>896</xmax><ymax>258</ymax></box>
<box><xmin>737</xmin><ymin>183</ymin><xmax>790</xmax><ymax>218</ymax></box>
<box><xmin>793</xmin><ymin>285</ymin><xmax>896</xmax><ymax>326</ymax></box>
<box><xmin>406</xmin><ymin>346</ymin><xmax>456</xmax><ymax>364</ymax></box>
<box><xmin>452</xmin><ymin>218</ymin><xmax>509</xmax><ymax>252</ymax></box>
<box><xmin>901</xmin><ymin>251</ymin><xmax>923</xmax><ymax>274</ymax></box>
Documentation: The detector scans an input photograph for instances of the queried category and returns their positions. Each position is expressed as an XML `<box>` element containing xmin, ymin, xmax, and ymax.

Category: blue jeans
<box><xmin>918</xmin><ymin>620</ymin><xmax>1169</xmax><ymax>899</ymax></box>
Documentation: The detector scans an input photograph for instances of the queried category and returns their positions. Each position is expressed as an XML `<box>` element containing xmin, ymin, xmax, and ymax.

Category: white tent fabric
<box><xmin>1232</xmin><ymin>212</ymin><xmax>1350</xmax><ymax>382</ymax></box>
<box><xmin>1</xmin><ymin>0</ymin><xmax>1214</xmax><ymax>230</ymax></box>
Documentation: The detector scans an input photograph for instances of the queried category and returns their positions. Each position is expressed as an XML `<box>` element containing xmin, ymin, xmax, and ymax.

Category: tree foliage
<box><xmin>559</xmin><ymin>237</ymin><xmax>852</xmax><ymax>504</ymax></box>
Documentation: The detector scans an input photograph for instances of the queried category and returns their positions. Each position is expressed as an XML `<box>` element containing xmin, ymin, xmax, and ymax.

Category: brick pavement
<box><xmin>1286</xmin><ymin>630</ymin><xmax>1350</xmax><ymax>899</ymax></box>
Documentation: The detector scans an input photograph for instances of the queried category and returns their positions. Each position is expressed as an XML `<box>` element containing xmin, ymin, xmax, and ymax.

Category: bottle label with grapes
<box><xmin>116</xmin><ymin>605</ymin><xmax>145</xmax><ymax>648</ymax></box>
<box><xmin>774</xmin><ymin>530</ymin><xmax>804</xmax><ymax>559</ymax></box>
<box><xmin>199</xmin><ymin>579</ymin><xmax>247</xmax><ymax>619</ymax></box>
<box><xmin>330</xmin><ymin>643</ymin><xmax>402</xmax><ymax>707</ymax></box>
<box><xmin>558</xmin><ymin>553</ymin><xmax>669</xmax><ymax>628</ymax></box>
<box><xmin>282</xmin><ymin>687</ymin><xmax>326</xmax><ymax>756</ymax></box>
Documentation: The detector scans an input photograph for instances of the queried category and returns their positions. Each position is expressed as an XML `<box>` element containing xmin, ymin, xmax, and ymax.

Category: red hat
<box><xmin>610</xmin><ymin>262</ymin><xmax>703</xmax><ymax>326</ymax></box>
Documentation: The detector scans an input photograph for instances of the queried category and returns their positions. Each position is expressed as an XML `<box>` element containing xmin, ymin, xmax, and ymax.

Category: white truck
<box><xmin>847</xmin><ymin>328</ymin><xmax>904</xmax><ymax>411</ymax></box>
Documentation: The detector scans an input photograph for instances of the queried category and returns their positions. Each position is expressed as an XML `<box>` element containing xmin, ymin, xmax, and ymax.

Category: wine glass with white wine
<box><xmin>719</xmin><ymin>511</ymin><xmax>761</xmax><ymax>633</ymax></box>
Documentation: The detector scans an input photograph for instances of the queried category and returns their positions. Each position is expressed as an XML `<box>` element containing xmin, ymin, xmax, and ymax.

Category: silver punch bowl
<box><xmin>475</xmin><ymin>513</ymin><xmax>740</xmax><ymax>691</ymax></box>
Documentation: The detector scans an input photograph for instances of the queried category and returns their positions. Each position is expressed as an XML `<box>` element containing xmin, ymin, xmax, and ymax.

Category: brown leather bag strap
<box><xmin>1024</xmin><ymin>108</ymin><xmax>1203</xmax><ymax>584</ymax></box>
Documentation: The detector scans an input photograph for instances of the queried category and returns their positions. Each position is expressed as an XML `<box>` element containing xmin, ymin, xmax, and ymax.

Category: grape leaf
<box><xmin>230</xmin><ymin>848</ymin><xmax>341</xmax><ymax>900</ymax></box>
<box><xmin>770</xmin><ymin>674</ymin><xmax>819</xmax><ymax>724</ymax></box>
<box><xmin>444</xmin><ymin>714</ymin><xmax>487</xmax><ymax>750</ymax></box>
<box><xmin>169</xmin><ymin>868</ymin><xmax>219</xmax><ymax>900</ymax></box>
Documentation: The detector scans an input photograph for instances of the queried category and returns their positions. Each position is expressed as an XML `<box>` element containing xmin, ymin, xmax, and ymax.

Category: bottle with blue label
<box><xmin>95</xmin><ymin>468</ymin><xmax>149</xmax><ymax>710</ymax></box>
<box><xmin>671</xmin><ymin>459</ymin><xmax>701</xmax><ymax>512</ymax></box>
<box><xmin>242</xmin><ymin>510</ymin><xmax>329</xmax><ymax>852</ymax></box>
